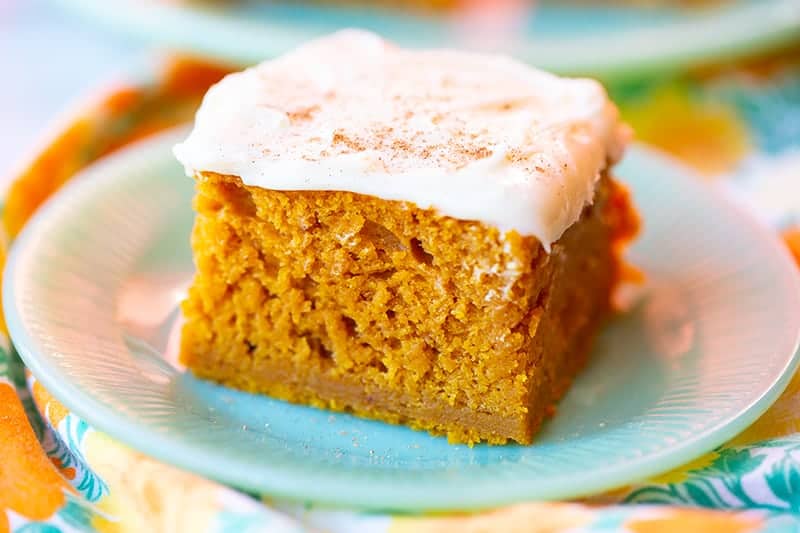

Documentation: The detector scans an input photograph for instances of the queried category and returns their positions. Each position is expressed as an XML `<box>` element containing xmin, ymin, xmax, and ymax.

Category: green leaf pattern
<box><xmin>626</xmin><ymin>438</ymin><xmax>800</xmax><ymax>529</ymax></box>
<box><xmin>40</xmin><ymin>415</ymin><xmax>108</xmax><ymax>502</ymax></box>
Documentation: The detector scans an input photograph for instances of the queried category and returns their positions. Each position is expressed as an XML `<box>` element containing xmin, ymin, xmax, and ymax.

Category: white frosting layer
<box><xmin>174</xmin><ymin>30</ymin><xmax>628</xmax><ymax>248</ymax></box>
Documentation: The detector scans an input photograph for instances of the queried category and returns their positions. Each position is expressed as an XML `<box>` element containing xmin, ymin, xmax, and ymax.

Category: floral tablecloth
<box><xmin>2</xmin><ymin>49</ymin><xmax>800</xmax><ymax>533</ymax></box>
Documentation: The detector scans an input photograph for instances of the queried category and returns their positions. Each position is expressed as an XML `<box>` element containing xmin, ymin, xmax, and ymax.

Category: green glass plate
<box><xmin>5</xmin><ymin>128</ymin><xmax>800</xmax><ymax>511</ymax></box>
<box><xmin>53</xmin><ymin>0</ymin><xmax>800</xmax><ymax>79</ymax></box>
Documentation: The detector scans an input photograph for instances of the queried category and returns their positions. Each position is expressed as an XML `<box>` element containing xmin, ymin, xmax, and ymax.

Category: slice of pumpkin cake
<box><xmin>173</xmin><ymin>30</ymin><xmax>638</xmax><ymax>444</ymax></box>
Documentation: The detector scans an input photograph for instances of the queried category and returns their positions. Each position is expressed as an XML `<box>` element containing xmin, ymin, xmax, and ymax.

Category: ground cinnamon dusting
<box><xmin>288</xmin><ymin>105</ymin><xmax>320</xmax><ymax>122</ymax></box>
<box><xmin>471</xmin><ymin>146</ymin><xmax>493</xmax><ymax>160</ymax></box>
<box><xmin>332</xmin><ymin>130</ymin><xmax>366</xmax><ymax>152</ymax></box>
<box><xmin>391</xmin><ymin>139</ymin><xmax>411</xmax><ymax>152</ymax></box>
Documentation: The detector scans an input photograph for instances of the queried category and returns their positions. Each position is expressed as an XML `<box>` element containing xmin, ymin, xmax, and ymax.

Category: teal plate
<box><xmin>5</xmin><ymin>128</ymin><xmax>800</xmax><ymax>511</ymax></box>
<box><xmin>54</xmin><ymin>0</ymin><xmax>800</xmax><ymax>79</ymax></box>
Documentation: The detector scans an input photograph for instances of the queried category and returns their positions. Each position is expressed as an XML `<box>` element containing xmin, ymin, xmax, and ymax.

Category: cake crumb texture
<box><xmin>180</xmin><ymin>172</ymin><xmax>638</xmax><ymax>444</ymax></box>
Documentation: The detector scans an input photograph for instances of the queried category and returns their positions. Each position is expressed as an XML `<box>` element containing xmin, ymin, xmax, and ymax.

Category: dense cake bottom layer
<box><xmin>180</xmin><ymin>173</ymin><xmax>637</xmax><ymax>444</ymax></box>
<box><xmin>185</xmin><ymin>292</ymin><xmax>607</xmax><ymax>444</ymax></box>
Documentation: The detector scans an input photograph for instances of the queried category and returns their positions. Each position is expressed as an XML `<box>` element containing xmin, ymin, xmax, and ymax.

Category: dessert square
<box><xmin>174</xmin><ymin>30</ymin><xmax>638</xmax><ymax>444</ymax></box>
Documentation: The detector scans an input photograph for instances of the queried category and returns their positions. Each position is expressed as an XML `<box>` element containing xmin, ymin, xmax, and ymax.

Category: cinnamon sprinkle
<box><xmin>288</xmin><ymin>105</ymin><xmax>320</xmax><ymax>122</ymax></box>
<box><xmin>472</xmin><ymin>146</ymin><xmax>493</xmax><ymax>160</ymax></box>
<box><xmin>332</xmin><ymin>130</ymin><xmax>366</xmax><ymax>152</ymax></box>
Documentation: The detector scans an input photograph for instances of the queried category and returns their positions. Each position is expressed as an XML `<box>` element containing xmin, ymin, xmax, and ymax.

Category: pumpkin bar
<box><xmin>174</xmin><ymin>30</ymin><xmax>638</xmax><ymax>444</ymax></box>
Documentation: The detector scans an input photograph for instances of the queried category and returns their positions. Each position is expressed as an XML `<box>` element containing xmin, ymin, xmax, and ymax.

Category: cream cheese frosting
<box><xmin>174</xmin><ymin>29</ymin><xmax>629</xmax><ymax>248</ymax></box>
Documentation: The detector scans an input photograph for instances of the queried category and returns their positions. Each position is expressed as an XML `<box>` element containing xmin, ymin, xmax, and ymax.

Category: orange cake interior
<box><xmin>181</xmin><ymin>171</ymin><xmax>637</xmax><ymax>444</ymax></box>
